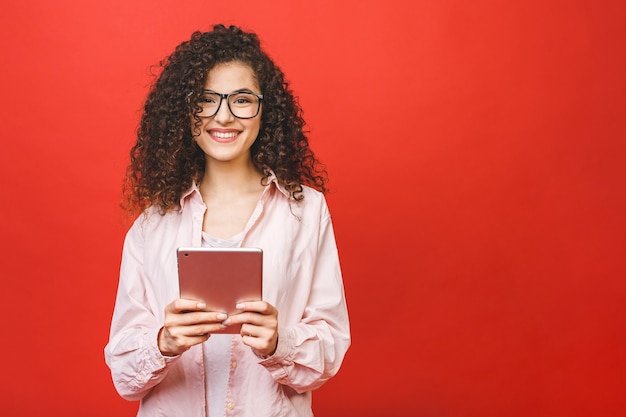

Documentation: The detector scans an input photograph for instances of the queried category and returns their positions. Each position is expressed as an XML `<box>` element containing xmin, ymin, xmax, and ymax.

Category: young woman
<box><xmin>104</xmin><ymin>24</ymin><xmax>350</xmax><ymax>417</ymax></box>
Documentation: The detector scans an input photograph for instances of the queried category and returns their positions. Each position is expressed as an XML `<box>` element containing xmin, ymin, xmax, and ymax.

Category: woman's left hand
<box><xmin>225</xmin><ymin>301</ymin><xmax>279</xmax><ymax>357</ymax></box>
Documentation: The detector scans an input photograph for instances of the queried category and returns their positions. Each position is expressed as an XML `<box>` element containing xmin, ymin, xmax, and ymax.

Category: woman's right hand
<box><xmin>158</xmin><ymin>298</ymin><xmax>228</xmax><ymax>356</ymax></box>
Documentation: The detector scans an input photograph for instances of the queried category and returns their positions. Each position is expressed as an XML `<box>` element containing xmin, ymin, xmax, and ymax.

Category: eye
<box><xmin>233</xmin><ymin>96</ymin><xmax>252</xmax><ymax>104</ymax></box>
<box><xmin>231</xmin><ymin>93</ymin><xmax>257</xmax><ymax>106</ymax></box>
<box><xmin>201</xmin><ymin>95</ymin><xmax>218</xmax><ymax>104</ymax></box>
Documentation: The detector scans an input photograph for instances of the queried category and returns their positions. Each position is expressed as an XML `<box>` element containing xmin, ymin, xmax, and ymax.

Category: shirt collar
<box><xmin>264</xmin><ymin>170</ymin><xmax>291</xmax><ymax>198</ymax></box>
<box><xmin>178</xmin><ymin>170</ymin><xmax>291</xmax><ymax>212</ymax></box>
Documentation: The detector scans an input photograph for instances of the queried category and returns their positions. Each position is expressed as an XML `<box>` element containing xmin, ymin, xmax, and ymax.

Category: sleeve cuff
<box><xmin>256</xmin><ymin>327</ymin><xmax>295</xmax><ymax>383</ymax></box>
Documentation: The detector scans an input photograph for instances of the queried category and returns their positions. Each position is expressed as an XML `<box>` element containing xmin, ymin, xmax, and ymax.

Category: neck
<box><xmin>199</xmin><ymin>157</ymin><xmax>263</xmax><ymax>198</ymax></box>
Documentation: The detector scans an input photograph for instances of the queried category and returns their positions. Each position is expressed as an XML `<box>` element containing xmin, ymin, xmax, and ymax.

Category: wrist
<box><xmin>157</xmin><ymin>327</ymin><xmax>178</xmax><ymax>357</ymax></box>
<box><xmin>253</xmin><ymin>333</ymin><xmax>278</xmax><ymax>358</ymax></box>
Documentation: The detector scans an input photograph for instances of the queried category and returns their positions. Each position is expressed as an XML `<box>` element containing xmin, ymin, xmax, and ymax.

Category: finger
<box><xmin>168</xmin><ymin>311</ymin><xmax>229</xmax><ymax>328</ymax></box>
<box><xmin>225</xmin><ymin>310</ymin><xmax>278</xmax><ymax>329</ymax></box>
<box><xmin>159</xmin><ymin>325</ymin><xmax>211</xmax><ymax>356</ymax></box>
<box><xmin>235</xmin><ymin>301</ymin><xmax>275</xmax><ymax>315</ymax></box>
<box><xmin>240</xmin><ymin>325</ymin><xmax>278</xmax><ymax>357</ymax></box>
<box><xmin>166</xmin><ymin>298</ymin><xmax>207</xmax><ymax>313</ymax></box>
<box><xmin>240</xmin><ymin>323</ymin><xmax>272</xmax><ymax>338</ymax></box>
<box><xmin>222</xmin><ymin>311</ymin><xmax>265</xmax><ymax>327</ymax></box>
<box><xmin>167</xmin><ymin>325</ymin><xmax>211</xmax><ymax>339</ymax></box>
<box><xmin>166</xmin><ymin>321</ymin><xmax>227</xmax><ymax>342</ymax></box>
<box><xmin>221</xmin><ymin>302</ymin><xmax>278</xmax><ymax>328</ymax></box>
<box><xmin>184</xmin><ymin>323</ymin><xmax>225</xmax><ymax>337</ymax></box>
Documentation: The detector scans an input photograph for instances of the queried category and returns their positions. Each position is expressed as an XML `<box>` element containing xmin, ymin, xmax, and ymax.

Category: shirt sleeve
<box><xmin>258</xmin><ymin>199</ymin><xmax>351</xmax><ymax>393</ymax></box>
<box><xmin>104</xmin><ymin>215</ymin><xmax>180</xmax><ymax>401</ymax></box>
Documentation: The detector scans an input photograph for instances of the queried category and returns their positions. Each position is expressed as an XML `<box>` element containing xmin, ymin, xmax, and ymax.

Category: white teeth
<box><xmin>213</xmin><ymin>131</ymin><xmax>237</xmax><ymax>138</ymax></box>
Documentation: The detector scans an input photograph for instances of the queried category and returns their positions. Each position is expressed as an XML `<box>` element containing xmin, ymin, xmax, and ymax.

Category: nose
<box><xmin>213</xmin><ymin>96</ymin><xmax>235</xmax><ymax>124</ymax></box>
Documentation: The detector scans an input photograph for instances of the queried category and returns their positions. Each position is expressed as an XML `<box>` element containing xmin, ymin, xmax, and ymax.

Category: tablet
<box><xmin>176</xmin><ymin>247</ymin><xmax>263</xmax><ymax>334</ymax></box>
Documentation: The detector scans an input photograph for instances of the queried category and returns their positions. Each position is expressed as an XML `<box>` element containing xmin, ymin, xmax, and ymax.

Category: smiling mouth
<box><xmin>212</xmin><ymin>131</ymin><xmax>238</xmax><ymax>139</ymax></box>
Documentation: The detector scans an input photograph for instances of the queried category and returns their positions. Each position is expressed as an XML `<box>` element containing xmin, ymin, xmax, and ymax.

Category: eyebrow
<box><xmin>202</xmin><ymin>89</ymin><xmax>258</xmax><ymax>94</ymax></box>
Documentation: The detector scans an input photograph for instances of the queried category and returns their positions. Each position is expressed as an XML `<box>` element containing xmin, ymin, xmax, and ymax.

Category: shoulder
<box><xmin>301</xmin><ymin>185</ymin><xmax>329</xmax><ymax>212</ymax></box>
<box><xmin>300</xmin><ymin>184</ymin><xmax>325</xmax><ymax>200</ymax></box>
<box><xmin>291</xmin><ymin>185</ymin><xmax>331</xmax><ymax>221</ymax></box>
<box><xmin>126</xmin><ymin>205</ymin><xmax>181</xmax><ymax>240</ymax></box>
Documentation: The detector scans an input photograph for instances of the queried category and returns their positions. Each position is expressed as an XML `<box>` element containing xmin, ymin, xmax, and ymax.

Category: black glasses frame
<box><xmin>199</xmin><ymin>90</ymin><xmax>264</xmax><ymax>119</ymax></box>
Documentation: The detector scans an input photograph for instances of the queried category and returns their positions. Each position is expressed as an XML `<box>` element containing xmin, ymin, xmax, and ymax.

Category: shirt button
<box><xmin>231</xmin><ymin>361</ymin><xmax>237</xmax><ymax>369</ymax></box>
<box><xmin>226</xmin><ymin>403</ymin><xmax>234</xmax><ymax>410</ymax></box>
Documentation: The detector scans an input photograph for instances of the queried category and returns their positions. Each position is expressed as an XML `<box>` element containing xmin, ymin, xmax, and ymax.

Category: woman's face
<box><xmin>192</xmin><ymin>61</ymin><xmax>262</xmax><ymax>166</ymax></box>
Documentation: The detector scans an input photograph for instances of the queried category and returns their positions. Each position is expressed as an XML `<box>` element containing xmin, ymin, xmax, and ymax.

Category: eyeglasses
<box><xmin>196</xmin><ymin>90</ymin><xmax>263</xmax><ymax>119</ymax></box>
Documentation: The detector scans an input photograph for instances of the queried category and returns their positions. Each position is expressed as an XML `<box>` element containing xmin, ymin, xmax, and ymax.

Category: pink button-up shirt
<box><xmin>104</xmin><ymin>178</ymin><xmax>350</xmax><ymax>417</ymax></box>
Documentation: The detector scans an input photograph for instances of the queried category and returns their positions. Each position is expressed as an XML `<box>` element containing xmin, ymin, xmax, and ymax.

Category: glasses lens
<box><xmin>228</xmin><ymin>93</ymin><xmax>260</xmax><ymax>118</ymax></box>
<box><xmin>198</xmin><ymin>92</ymin><xmax>221</xmax><ymax>117</ymax></box>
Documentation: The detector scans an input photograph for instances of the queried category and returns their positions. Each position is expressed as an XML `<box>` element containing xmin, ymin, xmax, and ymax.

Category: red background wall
<box><xmin>1</xmin><ymin>1</ymin><xmax>624</xmax><ymax>416</ymax></box>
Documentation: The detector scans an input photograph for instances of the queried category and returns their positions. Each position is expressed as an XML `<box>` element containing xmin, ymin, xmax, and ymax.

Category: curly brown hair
<box><xmin>123</xmin><ymin>24</ymin><xmax>327</xmax><ymax>216</ymax></box>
